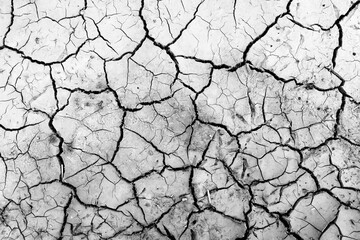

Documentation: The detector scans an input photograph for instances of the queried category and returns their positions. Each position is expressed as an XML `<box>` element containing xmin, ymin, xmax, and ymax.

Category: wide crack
<box><xmin>1</xmin><ymin>0</ymin><xmax>360</xmax><ymax>239</ymax></box>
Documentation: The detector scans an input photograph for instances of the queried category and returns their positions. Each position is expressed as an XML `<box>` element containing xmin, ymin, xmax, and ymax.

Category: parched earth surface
<box><xmin>1</xmin><ymin>0</ymin><xmax>360</xmax><ymax>239</ymax></box>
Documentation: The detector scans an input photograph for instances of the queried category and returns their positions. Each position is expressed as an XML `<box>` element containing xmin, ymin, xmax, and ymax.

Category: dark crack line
<box><xmin>228</xmin><ymin>0</ymin><xmax>294</xmax><ymax>72</ymax></box>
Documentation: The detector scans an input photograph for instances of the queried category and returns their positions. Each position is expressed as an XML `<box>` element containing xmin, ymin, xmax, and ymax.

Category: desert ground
<box><xmin>0</xmin><ymin>0</ymin><xmax>360</xmax><ymax>239</ymax></box>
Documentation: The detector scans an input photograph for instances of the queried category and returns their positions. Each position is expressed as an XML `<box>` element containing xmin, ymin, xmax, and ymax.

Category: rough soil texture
<box><xmin>1</xmin><ymin>0</ymin><xmax>360</xmax><ymax>239</ymax></box>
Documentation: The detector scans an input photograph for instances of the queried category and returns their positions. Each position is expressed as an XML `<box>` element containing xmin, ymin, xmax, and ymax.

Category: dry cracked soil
<box><xmin>0</xmin><ymin>0</ymin><xmax>360</xmax><ymax>239</ymax></box>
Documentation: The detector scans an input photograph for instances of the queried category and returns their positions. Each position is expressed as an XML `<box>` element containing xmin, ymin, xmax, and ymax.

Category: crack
<box><xmin>48</xmin><ymin>112</ymin><xmax>66</xmax><ymax>181</ymax></box>
<box><xmin>229</xmin><ymin>0</ymin><xmax>294</xmax><ymax>72</ymax></box>
<box><xmin>2</xmin><ymin>0</ymin><xmax>14</xmax><ymax>46</ymax></box>
<box><xmin>0</xmin><ymin>0</ymin><xmax>359</xmax><ymax>239</ymax></box>
<box><xmin>58</xmin><ymin>193</ymin><xmax>73</xmax><ymax>239</ymax></box>
<box><xmin>332</xmin><ymin>23</ymin><xmax>343</xmax><ymax>68</ymax></box>
<box><xmin>189</xmin><ymin>167</ymin><xmax>200</xmax><ymax>211</ymax></box>
<box><xmin>165</xmin><ymin>0</ymin><xmax>205</xmax><ymax>48</ymax></box>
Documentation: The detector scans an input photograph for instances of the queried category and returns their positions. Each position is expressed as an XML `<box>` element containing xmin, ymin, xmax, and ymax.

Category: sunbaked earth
<box><xmin>1</xmin><ymin>0</ymin><xmax>360</xmax><ymax>239</ymax></box>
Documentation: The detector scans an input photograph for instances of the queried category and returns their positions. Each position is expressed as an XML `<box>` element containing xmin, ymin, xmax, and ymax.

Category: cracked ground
<box><xmin>1</xmin><ymin>0</ymin><xmax>360</xmax><ymax>239</ymax></box>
